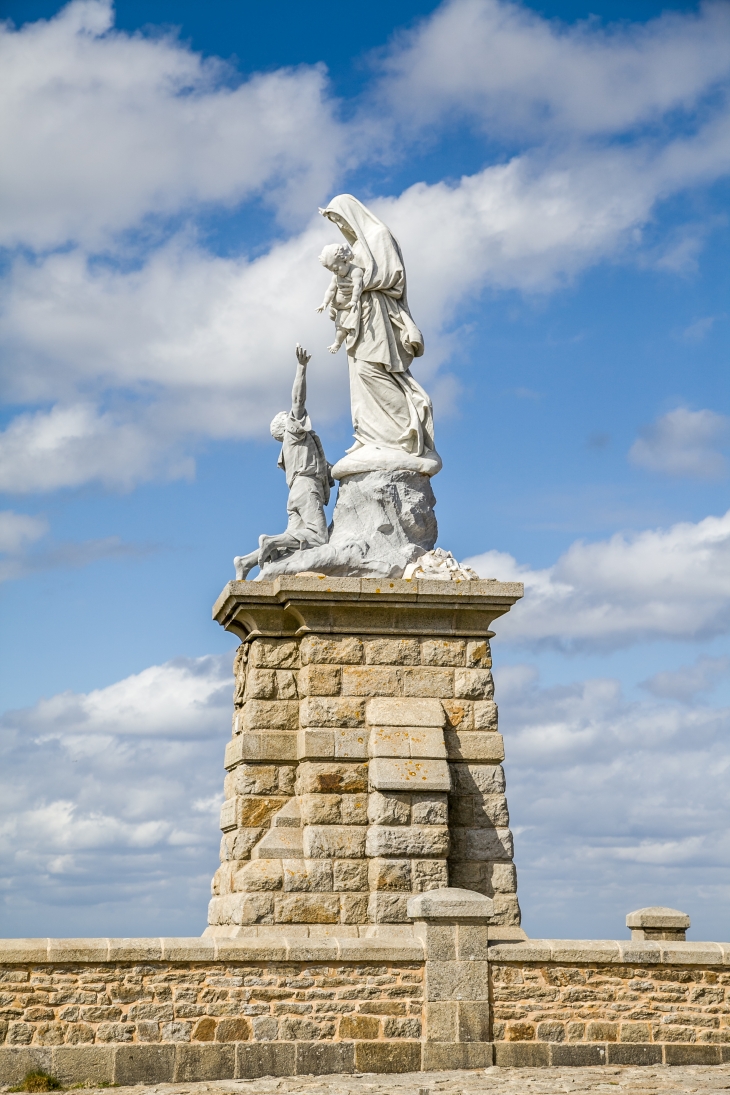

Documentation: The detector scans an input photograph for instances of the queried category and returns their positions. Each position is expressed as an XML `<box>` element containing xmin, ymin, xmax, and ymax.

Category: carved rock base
<box><xmin>259</xmin><ymin>470</ymin><xmax>438</xmax><ymax>580</ymax></box>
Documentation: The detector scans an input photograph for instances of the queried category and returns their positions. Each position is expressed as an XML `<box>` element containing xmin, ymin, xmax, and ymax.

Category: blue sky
<box><xmin>0</xmin><ymin>0</ymin><xmax>729</xmax><ymax>941</ymax></box>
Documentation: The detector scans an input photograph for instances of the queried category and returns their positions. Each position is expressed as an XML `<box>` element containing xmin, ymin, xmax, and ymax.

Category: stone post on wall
<box><xmin>408</xmin><ymin>888</ymin><xmax>495</xmax><ymax>1070</ymax></box>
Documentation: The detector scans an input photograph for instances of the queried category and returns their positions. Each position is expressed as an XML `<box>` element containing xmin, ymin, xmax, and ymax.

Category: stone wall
<box><xmin>0</xmin><ymin>952</ymin><xmax>424</xmax><ymax>1083</ymax></box>
<box><xmin>2</xmin><ymin>936</ymin><xmax>729</xmax><ymax>1083</ymax></box>
<box><xmin>209</xmin><ymin>632</ymin><xmax>520</xmax><ymax>931</ymax></box>
<box><xmin>489</xmin><ymin>940</ymin><xmax>730</xmax><ymax>1067</ymax></box>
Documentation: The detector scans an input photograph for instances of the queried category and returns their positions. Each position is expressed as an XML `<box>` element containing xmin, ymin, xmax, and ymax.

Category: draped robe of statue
<box><xmin>321</xmin><ymin>196</ymin><xmax>438</xmax><ymax>462</ymax></box>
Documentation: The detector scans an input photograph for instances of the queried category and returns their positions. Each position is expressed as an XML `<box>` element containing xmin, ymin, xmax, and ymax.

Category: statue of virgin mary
<box><xmin>319</xmin><ymin>195</ymin><xmax>440</xmax><ymax>474</ymax></box>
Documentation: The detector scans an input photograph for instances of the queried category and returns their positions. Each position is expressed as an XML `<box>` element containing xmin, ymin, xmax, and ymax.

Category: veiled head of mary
<box><xmin>319</xmin><ymin>195</ymin><xmax>407</xmax><ymax>295</ymax></box>
<box><xmin>319</xmin><ymin>207</ymin><xmax>357</xmax><ymax>244</ymax></box>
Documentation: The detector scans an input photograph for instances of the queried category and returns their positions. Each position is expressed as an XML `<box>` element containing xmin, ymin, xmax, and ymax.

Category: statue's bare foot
<box><xmin>234</xmin><ymin>554</ymin><xmax>258</xmax><ymax>580</ymax></box>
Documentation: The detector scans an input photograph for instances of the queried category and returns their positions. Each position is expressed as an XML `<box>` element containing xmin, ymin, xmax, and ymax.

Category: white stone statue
<box><xmin>317</xmin><ymin>195</ymin><xmax>440</xmax><ymax>477</ymax></box>
<box><xmin>234</xmin><ymin>345</ymin><xmax>333</xmax><ymax>580</ymax></box>
<box><xmin>243</xmin><ymin>197</ymin><xmax>447</xmax><ymax>582</ymax></box>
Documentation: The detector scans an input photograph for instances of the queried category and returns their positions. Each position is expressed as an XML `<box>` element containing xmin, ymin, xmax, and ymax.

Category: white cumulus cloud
<box><xmin>495</xmin><ymin>665</ymin><xmax>730</xmax><ymax>939</ymax></box>
<box><xmin>0</xmin><ymin>653</ymin><xmax>233</xmax><ymax>935</ymax></box>
<box><xmin>0</xmin><ymin>0</ymin><xmax>342</xmax><ymax>249</ymax></box>
<box><xmin>373</xmin><ymin>0</ymin><xmax>730</xmax><ymax>140</ymax></box>
<box><xmin>466</xmin><ymin>508</ymin><xmax>730</xmax><ymax>650</ymax></box>
<box><xmin>1</xmin><ymin>0</ymin><xmax>730</xmax><ymax>491</ymax></box>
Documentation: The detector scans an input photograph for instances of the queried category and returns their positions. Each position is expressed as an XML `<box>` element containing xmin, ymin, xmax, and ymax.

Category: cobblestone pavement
<box><xmin>4</xmin><ymin>1065</ymin><xmax>730</xmax><ymax>1095</ymax></box>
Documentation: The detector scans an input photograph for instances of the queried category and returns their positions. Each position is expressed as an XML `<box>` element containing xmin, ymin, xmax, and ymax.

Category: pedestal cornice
<box><xmin>213</xmin><ymin>575</ymin><xmax>524</xmax><ymax>641</ymax></box>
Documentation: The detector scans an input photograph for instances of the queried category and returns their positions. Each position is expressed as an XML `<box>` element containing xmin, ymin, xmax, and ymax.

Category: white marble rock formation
<box><xmin>259</xmin><ymin>468</ymin><xmax>437</xmax><ymax>579</ymax></box>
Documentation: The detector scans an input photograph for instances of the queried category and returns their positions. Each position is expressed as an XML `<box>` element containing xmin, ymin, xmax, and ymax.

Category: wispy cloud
<box><xmin>0</xmin><ymin>506</ymin><xmax>146</xmax><ymax>581</ymax></box>
<box><xmin>640</xmin><ymin>654</ymin><xmax>730</xmax><ymax>703</ymax></box>
<box><xmin>629</xmin><ymin>406</ymin><xmax>730</xmax><ymax>479</ymax></box>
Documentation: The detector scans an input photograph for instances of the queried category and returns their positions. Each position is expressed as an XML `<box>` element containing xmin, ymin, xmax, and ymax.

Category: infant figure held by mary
<box><xmin>316</xmin><ymin>243</ymin><xmax>363</xmax><ymax>355</ymax></box>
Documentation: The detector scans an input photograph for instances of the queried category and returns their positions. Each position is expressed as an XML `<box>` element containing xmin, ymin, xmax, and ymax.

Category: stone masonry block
<box><xmin>0</xmin><ymin>1049</ymin><xmax>53</xmax><ymax>1085</ymax></box>
<box><xmin>369</xmin><ymin>758</ymin><xmax>451</xmax><ymax>792</ymax></box>
<box><xmin>300</xmin><ymin>636</ymin><xmax>363</xmax><ymax>665</ymax></box>
<box><xmin>401</xmin><ymin>668</ymin><xmax>454</xmax><ymax>698</ymax></box>
<box><xmin>425</xmin><ymin>960</ymin><xmax>490</xmax><ymax>1001</ymax></box>
<box><xmin>368</xmin><ymin>790</ymin><xmax>411</xmax><ymax>825</ymax></box>
<box><xmin>466</xmin><ymin>640</ymin><xmax>492</xmax><ymax>668</ymax></box>
<box><xmin>242</xmin><ymin>700</ymin><xmax>299</xmax><ymax>731</ymax></box>
<box><xmin>474</xmin><ymin>701</ymin><xmax>498</xmax><ymax>730</ymax></box>
<box><xmin>451</xmin><ymin>827</ymin><xmax>514</xmax><ymax>861</ymax></box>
<box><xmin>445</xmin><ymin>732</ymin><xmax>504</xmax><ymax>762</ymax></box>
<box><xmin>297</xmin><ymin>729</ymin><xmax>334</xmax><ymax>760</ymax></box>
<box><xmin>454</xmin><ymin>669</ymin><xmax>494</xmax><ymax>699</ymax></box>
<box><xmin>279</xmin><ymin>766</ymin><xmax>296</xmax><ymax>794</ymax></box>
<box><xmin>296</xmin><ymin>762</ymin><xmax>368</xmax><ymax>794</ymax></box>
<box><xmin>237</xmin><ymin>1042</ymin><xmax>296</xmax><ymax>1078</ymax></box>
<box><xmin>296</xmin><ymin>1042</ymin><xmax>355</xmax><ymax>1076</ymax></box>
<box><xmin>456</xmin><ymin>921</ymin><xmax>491</xmax><ymax>960</ymax></box>
<box><xmin>370</xmin><ymin>727</ymin><xmax>447</xmax><ymax>759</ymax></box>
<box><xmin>235</xmin><ymin>796</ymin><xmax>289</xmax><ymax>827</ymax></box>
<box><xmin>249</xmin><ymin>639</ymin><xmax>299</xmax><ymax>669</ymax></box>
<box><xmin>303</xmin><ymin>825</ymin><xmax>367</xmax><ymax>859</ymax></box>
<box><xmin>300</xmin><ymin>793</ymin><xmax>341</xmax><ymax>825</ymax></box>
<box><xmin>451</xmin><ymin>763</ymin><xmax>505</xmax><ymax>796</ymax></box>
<box><xmin>333</xmin><ymin>859</ymin><xmax>368</xmax><ymax>890</ymax></box>
<box><xmin>52</xmin><ymin>1047</ymin><xmax>114</xmax><ymax>1086</ymax></box>
<box><xmin>233</xmin><ymin>860</ymin><xmax>283</xmax><ymax>892</ymax></box>
<box><xmin>411</xmin><ymin>794</ymin><xmax>448</xmax><ymax>825</ymax></box>
<box><xmin>341</xmin><ymin>666</ymin><xmax>400</xmax><ymax>696</ymax></box>
<box><xmin>297</xmin><ymin>664</ymin><xmax>341</xmax><ymax>696</ymax></box>
<box><xmin>340</xmin><ymin>1014</ymin><xmax>380</xmax><ymax>1040</ymax></box>
<box><xmin>223</xmin><ymin>764</ymin><xmax>279</xmax><ymax>797</ymax></box>
<box><xmin>368</xmin><ymin>892</ymin><xmax>410</xmax><ymax>923</ymax></box>
<box><xmin>245</xmin><ymin>669</ymin><xmax>278</xmax><ymax>699</ymax></box>
<box><xmin>459</xmin><ymin>1001</ymin><xmax>491</xmax><ymax>1042</ymax></box>
<box><xmin>442</xmin><ymin>700</ymin><xmax>473</xmax><ymax>729</ymax></box>
<box><xmin>208</xmin><ymin>893</ymin><xmax>274</xmax><ymax>925</ymax></box>
<box><xmin>173</xmin><ymin>1044</ymin><xmax>236</xmax><ymax>1081</ymax></box>
<box><xmin>366</xmin><ymin>825</ymin><xmax>450</xmax><ymax>858</ymax></box>
<box><xmin>283</xmin><ymin>859</ymin><xmax>333</xmax><ymax>891</ymax></box>
<box><xmin>489</xmin><ymin>861</ymin><xmax>518</xmax><ymax>892</ymax></box>
<box><xmin>412</xmin><ymin>920</ymin><xmax>457</xmax><ymax>959</ymax></box>
<box><xmin>333</xmin><ymin>728</ymin><xmax>368</xmax><ymax>758</ymax></box>
<box><xmin>219</xmin><ymin>799</ymin><xmax>237</xmax><ymax>832</ymax></box>
<box><xmin>448</xmin><ymin>860</ymin><xmax>487</xmax><ymax>894</ymax></box>
<box><xmin>300</xmin><ymin>697</ymin><xmax>365</xmax><ymax>728</ymax></box>
<box><xmin>274</xmin><ymin>893</ymin><xmax>340</xmax><ymax>923</ymax></box>
<box><xmin>425</xmin><ymin>1001</ymin><xmax>458</xmax><ymax>1042</ymax></box>
<box><xmin>340</xmin><ymin>892</ymin><xmax>369</xmax><ymax>923</ymax></box>
<box><xmin>275</xmin><ymin>670</ymin><xmax>298</xmax><ymax>699</ymax></box>
<box><xmin>412</xmin><ymin>859</ymin><xmax>449</xmax><ymax>891</ymax></box>
<box><xmin>354</xmin><ymin>1041</ymin><xmax>422</xmax><ymax>1074</ymax></box>
<box><xmin>341</xmin><ymin>794</ymin><xmax>368</xmax><ymax>824</ymax></box>
<box><xmin>367</xmin><ymin>697</ymin><xmax>445</xmax><ymax>727</ymax></box>
<box><xmin>365</xmin><ymin>638</ymin><xmax>420</xmax><ymax>664</ymax></box>
<box><xmin>490</xmin><ymin>893</ymin><xmax>521</xmax><ymax>925</ymax></box>
<box><xmin>421</xmin><ymin>639</ymin><xmax>466</xmax><ymax>666</ymax></box>
<box><xmin>220</xmin><ymin>827</ymin><xmax>266</xmax><ymax>862</ymax></box>
<box><xmin>225</xmin><ymin>733</ymin><xmax>297</xmax><ymax>767</ymax></box>
<box><xmin>114</xmin><ymin>1045</ymin><xmax>175</xmax><ymax>1085</ymax></box>
<box><xmin>472</xmin><ymin>794</ymin><xmax>510</xmax><ymax>827</ymax></box>
<box><xmin>368</xmin><ymin>857</ymin><xmax>412</xmax><ymax>890</ymax></box>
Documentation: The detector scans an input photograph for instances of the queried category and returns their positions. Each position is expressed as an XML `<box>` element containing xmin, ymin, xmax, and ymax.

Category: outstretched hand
<box><xmin>295</xmin><ymin>343</ymin><xmax>311</xmax><ymax>366</ymax></box>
